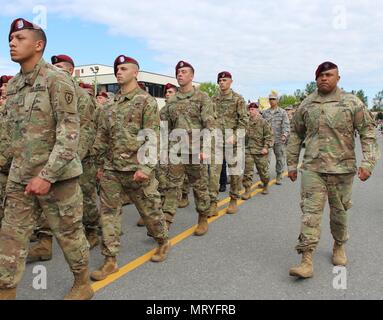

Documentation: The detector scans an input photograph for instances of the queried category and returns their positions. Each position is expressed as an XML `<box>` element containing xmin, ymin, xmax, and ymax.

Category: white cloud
<box><xmin>1</xmin><ymin>0</ymin><xmax>382</xmax><ymax>101</ymax></box>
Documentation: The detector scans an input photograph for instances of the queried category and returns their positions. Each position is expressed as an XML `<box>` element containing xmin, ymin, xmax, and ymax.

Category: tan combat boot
<box><xmin>27</xmin><ymin>234</ymin><xmax>53</xmax><ymax>263</ymax></box>
<box><xmin>226</xmin><ymin>198</ymin><xmax>238</xmax><ymax>214</ymax></box>
<box><xmin>289</xmin><ymin>250</ymin><xmax>314</xmax><ymax>278</ymax></box>
<box><xmin>86</xmin><ymin>229</ymin><xmax>100</xmax><ymax>250</ymax></box>
<box><xmin>178</xmin><ymin>194</ymin><xmax>189</xmax><ymax>208</ymax></box>
<box><xmin>208</xmin><ymin>201</ymin><xmax>218</xmax><ymax>217</ymax></box>
<box><xmin>0</xmin><ymin>288</ymin><xmax>16</xmax><ymax>300</ymax></box>
<box><xmin>261</xmin><ymin>181</ymin><xmax>269</xmax><ymax>195</ymax></box>
<box><xmin>332</xmin><ymin>242</ymin><xmax>347</xmax><ymax>266</ymax></box>
<box><xmin>241</xmin><ymin>188</ymin><xmax>251</xmax><ymax>200</ymax></box>
<box><xmin>64</xmin><ymin>268</ymin><xmax>94</xmax><ymax>300</ymax></box>
<box><xmin>151</xmin><ymin>239</ymin><xmax>171</xmax><ymax>263</ymax></box>
<box><xmin>136</xmin><ymin>217</ymin><xmax>145</xmax><ymax>227</ymax></box>
<box><xmin>194</xmin><ymin>214</ymin><xmax>208</xmax><ymax>236</ymax></box>
<box><xmin>90</xmin><ymin>257</ymin><xmax>119</xmax><ymax>281</ymax></box>
<box><xmin>276</xmin><ymin>174</ymin><xmax>283</xmax><ymax>185</ymax></box>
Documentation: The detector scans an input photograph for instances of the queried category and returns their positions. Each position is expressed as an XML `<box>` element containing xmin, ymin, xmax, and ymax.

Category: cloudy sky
<box><xmin>1</xmin><ymin>0</ymin><xmax>382</xmax><ymax>105</ymax></box>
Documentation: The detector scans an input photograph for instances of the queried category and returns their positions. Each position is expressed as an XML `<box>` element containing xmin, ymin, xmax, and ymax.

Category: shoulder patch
<box><xmin>65</xmin><ymin>91</ymin><xmax>74</xmax><ymax>104</ymax></box>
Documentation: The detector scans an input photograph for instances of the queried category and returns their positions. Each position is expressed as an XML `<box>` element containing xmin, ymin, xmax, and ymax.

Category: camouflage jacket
<box><xmin>0</xmin><ymin>103</ymin><xmax>12</xmax><ymax>174</ymax></box>
<box><xmin>245</xmin><ymin>116</ymin><xmax>274</xmax><ymax>155</ymax></box>
<box><xmin>4</xmin><ymin>58</ymin><xmax>82</xmax><ymax>184</ymax></box>
<box><xmin>74</xmin><ymin>83</ymin><xmax>96</xmax><ymax>161</ymax></box>
<box><xmin>212</xmin><ymin>89</ymin><xmax>249</xmax><ymax>138</ymax></box>
<box><xmin>262</xmin><ymin>106</ymin><xmax>290</xmax><ymax>144</ymax></box>
<box><xmin>287</xmin><ymin>87</ymin><xmax>379</xmax><ymax>174</ymax></box>
<box><xmin>164</xmin><ymin>86</ymin><xmax>216</xmax><ymax>155</ymax></box>
<box><xmin>93</xmin><ymin>87</ymin><xmax>160</xmax><ymax>175</ymax></box>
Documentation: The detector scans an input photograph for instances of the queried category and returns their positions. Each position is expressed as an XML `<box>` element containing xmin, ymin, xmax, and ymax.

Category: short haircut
<box><xmin>31</xmin><ymin>29</ymin><xmax>47</xmax><ymax>53</ymax></box>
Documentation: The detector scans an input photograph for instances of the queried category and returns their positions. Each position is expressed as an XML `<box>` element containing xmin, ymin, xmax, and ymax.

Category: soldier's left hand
<box><xmin>134</xmin><ymin>170</ymin><xmax>149</xmax><ymax>182</ymax></box>
<box><xmin>358</xmin><ymin>167</ymin><xmax>371</xmax><ymax>182</ymax></box>
<box><xmin>25</xmin><ymin>177</ymin><xmax>51</xmax><ymax>196</ymax></box>
<box><xmin>281</xmin><ymin>135</ymin><xmax>287</xmax><ymax>144</ymax></box>
<box><xmin>261</xmin><ymin>148</ymin><xmax>268</xmax><ymax>155</ymax></box>
<box><xmin>226</xmin><ymin>136</ymin><xmax>235</xmax><ymax>145</ymax></box>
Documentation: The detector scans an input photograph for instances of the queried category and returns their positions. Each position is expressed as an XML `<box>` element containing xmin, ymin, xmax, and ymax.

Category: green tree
<box><xmin>294</xmin><ymin>82</ymin><xmax>317</xmax><ymax>102</ymax></box>
<box><xmin>351</xmin><ymin>89</ymin><xmax>368</xmax><ymax>105</ymax></box>
<box><xmin>199</xmin><ymin>82</ymin><xmax>219</xmax><ymax>97</ymax></box>
<box><xmin>372</xmin><ymin>90</ymin><xmax>383</xmax><ymax>112</ymax></box>
<box><xmin>279</xmin><ymin>95</ymin><xmax>298</xmax><ymax>108</ymax></box>
<box><xmin>305</xmin><ymin>81</ymin><xmax>317</xmax><ymax>96</ymax></box>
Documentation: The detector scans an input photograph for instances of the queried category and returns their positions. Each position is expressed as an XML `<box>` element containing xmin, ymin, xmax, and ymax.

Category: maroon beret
<box><xmin>217</xmin><ymin>71</ymin><xmax>232</xmax><ymax>83</ymax></box>
<box><xmin>114</xmin><ymin>55</ymin><xmax>139</xmax><ymax>76</ymax></box>
<box><xmin>0</xmin><ymin>75</ymin><xmax>13</xmax><ymax>86</ymax></box>
<box><xmin>315</xmin><ymin>61</ymin><xmax>338</xmax><ymax>79</ymax></box>
<box><xmin>79</xmin><ymin>83</ymin><xmax>93</xmax><ymax>90</ymax></box>
<box><xmin>9</xmin><ymin>18</ymin><xmax>45</xmax><ymax>42</ymax></box>
<box><xmin>97</xmin><ymin>91</ymin><xmax>108</xmax><ymax>99</ymax></box>
<box><xmin>175</xmin><ymin>60</ymin><xmax>194</xmax><ymax>76</ymax></box>
<box><xmin>248</xmin><ymin>102</ymin><xmax>259</xmax><ymax>109</ymax></box>
<box><xmin>164</xmin><ymin>83</ymin><xmax>177</xmax><ymax>91</ymax></box>
<box><xmin>51</xmin><ymin>54</ymin><xmax>75</xmax><ymax>67</ymax></box>
<box><xmin>138</xmin><ymin>82</ymin><xmax>147</xmax><ymax>90</ymax></box>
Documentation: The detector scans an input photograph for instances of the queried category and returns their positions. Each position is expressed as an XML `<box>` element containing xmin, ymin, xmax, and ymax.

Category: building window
<box><xmin>146</xmin><ymin>83</ymin><xmax>165</xmax><ymax>98</ymax></box>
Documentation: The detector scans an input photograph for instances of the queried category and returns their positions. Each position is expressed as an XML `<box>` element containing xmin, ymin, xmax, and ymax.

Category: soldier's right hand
<box><xmin>288</xmin><ymin>170</ymin><xmax>298</xmax><ymax>182</ymax></box>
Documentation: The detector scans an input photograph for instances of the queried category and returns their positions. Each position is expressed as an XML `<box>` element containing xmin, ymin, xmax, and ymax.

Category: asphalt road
<box><xmin>16</xmin><ymin>133</ymin><xmax>383</xmax><ymax>300</ymax></box>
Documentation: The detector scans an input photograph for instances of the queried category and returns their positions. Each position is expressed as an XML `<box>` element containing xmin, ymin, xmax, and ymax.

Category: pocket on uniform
<box><xmin>57</xmin><ymin>186</ymin><xmax>82</xmax><ymax>218</ymax></box>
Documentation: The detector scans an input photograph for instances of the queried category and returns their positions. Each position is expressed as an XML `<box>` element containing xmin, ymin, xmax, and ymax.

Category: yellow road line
<box><xmin>91</xmin><ymin>172</ymin><xmax>288</xmax><ymax>292</ymax></box>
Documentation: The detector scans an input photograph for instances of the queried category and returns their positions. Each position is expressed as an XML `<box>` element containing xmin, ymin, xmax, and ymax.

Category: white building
<box><xmin>74</xmin><ymin>64</ymin><xmax>199</xmax><ymax>108</ymax></box>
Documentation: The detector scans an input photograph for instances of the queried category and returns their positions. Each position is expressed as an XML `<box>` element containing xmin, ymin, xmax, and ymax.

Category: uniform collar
<box><xmin>312</xmin><ymin>87</ymin><xmax>342</xmax><ymax>103</ymax></box>
<box><xmin>21</xmin><ymin>58</ymin><xmax>45</xmax><ymax>87</ymax></box>
<box><xmin>176</xmin><ymin>86</ymin><xmax>195</xmax><ymax>100</ymax></box>
<box><xmin>115</xmin><ymin>86</ymin><xmax>141</xmax><ymax>102</ymax></box>
<box><xmin>220</xmin><ymin>89</ymin><xmax>233</xmax><ymax>99</ymax></box>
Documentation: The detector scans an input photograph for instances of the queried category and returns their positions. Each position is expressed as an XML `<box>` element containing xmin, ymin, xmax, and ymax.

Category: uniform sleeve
<box><xmin>77</xmin><ymin>90</ymin><xmax>96</xmax><ymax>160</ymax></box>
<box><xmin>0</xmin><ymin>105</ymin><xmax>12</xmax><ymax>172</ymax></box>
<box><xmin>281</xmin><ymin>109</ymin><xmax>291</xmax><ymax>138</ymax></box>
<box><xmin>92</xmin><ymin>105</ymin><xmax>109</xmax><ymax>170</ymax></box>
<box><xmin>354</xmin><ymin>101</ymin><xmax>380</xmax><ymax>173</ymax></box>
<box><xmin>264</xmin><ymin>121</ymin><xmax>274</xmax><ymax>149</ymax></box>
<box><xmin>200</xmin><ymin>93</ymin><xmax>216</xmax><ymax>130</ymax></box>
<box><xmin>286</xmin><ymin>107</ymin><xmax>305</xmax><ymax>171</ymax></box>
<box><xmin>138</xmin><ymin>98</ymin><xmax>160</xmax><ymax>176</ymax></box>
<box><xmin>38</xmin><ymin>77</ymin><xmax>80</xmax><ymax>183</ymax></box>
<box><xmin>234</xmin><ymin>96</ymin><xmax>249</xmax><ymax>141</ymax></box>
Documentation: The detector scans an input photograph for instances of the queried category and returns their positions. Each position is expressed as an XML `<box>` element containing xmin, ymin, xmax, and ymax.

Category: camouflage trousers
<box><xmin>165</xmin><ymin>162</ymin><xmax>211</xmax><ymax>221</ymax></box>
<box><xmin>295</xmin><ymin>170</ymin><xmax>354</xmax><ymax>253</ymax></box>
<box><xmin>181</xmin><ymin>175</ymin><xmax>190</xmax><ymax>197</ymax></box>
<box><xmin>0</xmin><ymin>173</ymin><xmax>7</xmax><ymax>227</ymax></box>
<box><xmin>35</xmin><ymin>158</ymin><xmax>100</xmax><ymax>236</ymax></box>
<box><xmin>268</xmin><ymin>143</ymin><xmax>286</xmax><ymax>175</ymax></box>
<box><xmin>79</xmin><ymin>158</ymin><xmax>99</xmax><ymax>231</ymax></box>
<box><xmin>209</xmin><ymin>163</ymin><xmax>241</xmax><ymax>203</ymax></box>
<box><xmin>0</xmin><ymin>178</ymin><xmax>89</xmax><ymax>289</ymax></box>
<box><xmin>243</xmin><ymin>153</ymin><xmax>270</xmax><ymax>189</ymax></box>
<box><xmin>209</xmin><ymin>145</ymin><xmax>242</xmax><ymax>203</ymax></box>
<box><xmin>99</xmin><ymin>170</ymin><xmax>168</xmax><ymax>257</ymax></box>
<box><xmin>155</xmin><ymin>164</ymin><xmax>180</xmax><ymax>223</ymax></box>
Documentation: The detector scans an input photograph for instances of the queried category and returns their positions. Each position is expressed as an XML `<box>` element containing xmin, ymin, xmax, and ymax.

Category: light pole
<box><xmin>90</xmin><ymin>66</ymin><xmax>99</xmax><ymax>96</ymax></box>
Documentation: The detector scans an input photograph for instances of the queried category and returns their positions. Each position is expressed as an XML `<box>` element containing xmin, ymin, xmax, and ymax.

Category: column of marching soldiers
<box><xmin>0</xmin><ymin>18</ymin><xmax>379</xmax><ymax>300</ymax></box>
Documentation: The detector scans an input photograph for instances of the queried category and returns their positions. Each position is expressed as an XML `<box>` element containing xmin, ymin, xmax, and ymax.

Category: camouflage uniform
<box><xmin>36</xmin><ymin>81</ymin><xmax>98</xmax><ymax>236</ymax></box>
<box><xmin>93</xmin><ymin>87</ymin><xmax>168</xmax><ymax>257</ymax></box>
<box><xmin>163</xmin><ymin>87</ymin><xmax>215</xmax><ymax>220</ymax></box>
<box><xmin>155</xmin><ymin>104</ymin><xmax>179</xmax><ymax>223</ymax></box>
<box><xmin>243</xmin><ymin>116</ymin><xmax>274</xmax><ymax>189</ymax></box>
<box><xmin>0</xmin><ymin>59</ymin><xmax>88</xmax><ymax>289</ymax></box>
<box><xmin>210</xmin><ymin>89</ymin><xmax>248</xmax><ymax>204</ymax></box>
<box><xmin>0</xmin><ymin>103</ymin><xmax>11</xmax><ymax>226</ymax></box>
<box><xmin>262</xmin><ymin>107</ymin><xmax>290</xmax><ymax>176</ymax></box>
<box><xmin>287</xmin><ymin>87</ymin><xmax>379</xmax><ymax>253</ymax></box>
